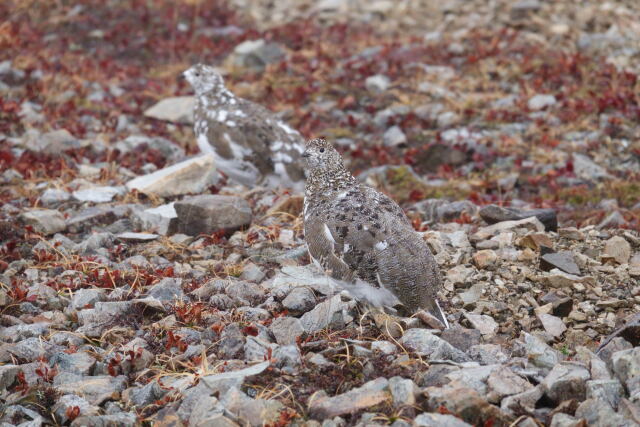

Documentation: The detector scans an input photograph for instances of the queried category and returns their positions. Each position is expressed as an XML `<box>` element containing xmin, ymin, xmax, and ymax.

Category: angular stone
<box><xmin>115</xmin><ymin>232</ymin><xmax>159</xmax><ymax>242</ymax></box>
<box><xmin>308</xmin><ymin>377</ymin><xmax>389</xmax><ymax>419</ymax></box>
<box><xmin>300</xmin><ymin>294</ymin><xmax>351</xmax><ymax>333</ymax></box>
<box><xmin>440</xmin><ymin>327</ymin><xmax>481</xmax><ymax>352</ymax></box>
<box><xmin>538</xmin><ymin>313</ymin><xmax>567</xmax><ymax>338</ymax></box>
<box><xmin>425</xmin><ymin>386</ymin><xmax>513</xmax><ymax>426</ymax></box>
<box><xmin>71</xmin><ymin>413</ymin><xmax>137</xmax><ymax>427</ymax></box>
<box><xmin>549</xmin><ymin>413</ymin><xmax>583</xmax><ymax>427</ymax></box>
<box><xmin>528</xmin><ymin>94</ymin><xmax>556</xmax><ymax>110</ymax></box>
<box><xmin>464</xmin><ymin>312</ymin><xmax>498</xmax><ymax>335</ymax></box>
<box><xmin>53</xmin><ymin>394</ymin><xmax>100</xmax><ymax>424</ymax></box>
<box><xmin>72</xmin><ymin>186</ymin><xmax>125</xmax><ymax>203</ymax></box>
<box><xmin>611</xmin><ymin>347</ymin><xmax>640</xmax><ymax>399</ymax></box>
<box><xmin>522</xmin><ymin>332</ymin><xmax>562</xmax><ymax>371</ymax></box>
<box><xmin>147</xmin><ymin>278</ymin><xmax>184</xmax><ymax>303</ymax></box>
<box><xmin>19</xmin><ymin>209</ymin><xmax>66</xmax><ymax>235</ymax></box>
<box><xmin>519</xmin><ymin>232</ymin><xmax>554</xmax><ymax>251</ymax></box>
<box><xmin>472</xmin><ymin>250</ymin><xmax>497</xmax><ymax>269</ymax></box>
<box><xmin>282</xmin><ymin>286</ymin><xmax>316</xmax><ymax>315</ymax></box>
<box><xmin>479</xmin><ymin>204</ymin><xmax>557</xmax><ymax>231</ymax></box>
<box><xmin>173</xmin><ymin>195</ymin><xmax>252</xmax><ymax>236</ymax></box>
<box><xmin>586</xmin><ymin>379</ymin><xmax>625</xmax><ymax>409</ymax></box>
<box><xmin>388</xmin><ymin>376</ymin><xmax>418</xmax><ymax>408</ymax></box>
<box><xmin>365</xmin><ymin>74</ymin><xmax>390</xmax><ymax>94</ymax></box>
<box><xmin>126</xmin><ymin>154</ymin><xmax>217</xmax><ymax>197</ymax></box>
<box><xmin>487</xmin><ymin>367</ymin><xmax>534</xmax><ymax>400</ymax></box>
<box><xmin>540</xmin><ymin>251</ymin><xmax>581</xmax><ymax>276</ymax></box>
<box><xmin>144</xmin><ymin>96</ymin><xmax>195</xmax><ymax>124</ymax></box>
<box><xmin>383</xmin><ymin>125</ymin><xmax>407</xmax><ymax>147</ymax></box>
<box><xmin>414</xmin><ymin>413</ymin><xmax>472</xmax><ymax>427</ymax></box>
<box><xmin>56</xmin><ymin>375</ymin><xmax>128</xmax><ymax>405</ymax></box>
<box><xmin>133</xmin><ymin>202</ymin><xmax>177</xmax><ymax>235</ymax></box>
<box><xmin>573</xmin><ymin>153</ymin><xmax>612</xmax><ymax>181</ymax></box>
<box><xmin>542</xmin><ymin>362</ymin><xmax>591</xmax><ymax>402</ymax></box>
<box><xmin>574</xmin><ymin>398</ymin><xmax>629</xmax><ymax>426</ymax></box>
<box><xmin>602</xmin><ymin>236</ymin><xmax>632</xmax><ymax>264</ymax></box>
<box><xmin>400</xmin><ymin>328</ymin><xmax>469</xmax><ymax>362</ymax></box>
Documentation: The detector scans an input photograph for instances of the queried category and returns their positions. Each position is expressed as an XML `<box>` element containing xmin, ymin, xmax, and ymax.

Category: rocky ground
<box><xmin>1</xmin><ymin>0</ymin><xmax>640</xmax><ymax>426</ymax></box>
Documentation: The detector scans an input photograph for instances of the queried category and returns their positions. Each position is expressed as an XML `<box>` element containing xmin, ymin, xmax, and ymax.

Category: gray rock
<box><xmin>173</xmin><ymin>194</ymin><xmax>252</xmax><ymax>236</ymax></box>
<box><xmin>400</xmin><ymin>328</ymin><xmax>470</xmax><ymax>362</ymax></box>
<box><xmin>49</xmin><ymin>351</ymin><xmax>96</xmax><ymax>375</ymax></box>
<box><xmin>464</xmin><ymin>312</ymin><xmax>498</xmax><ymax>335</ymax></box>
<box><xmin>365</xmin><ymin>74</ymin><xmax>390</xmax><ymax>93</ymax></box>
<box><xmin>0</xmin><ymin>365</ymin><xmax>20</xmax><ymax>389</ymax></box>
<box><xmin>53</xmin><ymin>394</ymin><xmax>100</xmax><ymax>424</ymax></box>
<box><xmin>541</xmin><ymin>361</ymin><xmax>591</xmax><ymax>402</ymax></box>
<box><xmin>574</xmin><ymin>398</ymin><xmax>630</xmax><ymax>426</ymax></box>
<box><xmin>308</xmin><ymin>377</ymin><xmax>389</xmax><ymax>419</ymax></box>
<box><xmin>573</xmin><ymin>153</ymin><xmax>612</xmax><ymax>181</ymax></box>
<box><xmin>115</xmin><ymin>134</ymin><xmax>184</xmax><ymax>161</ymax></box>
<box><xmin>221</xmin><ymin>387</ymin><xmax>284</xmax><ymax>426</ymax></box>
<box><xmin>389</xmin><ymin>376</ymin><xmax>418</xmax><ymax>408</ymax></box>
<box><xmin>126</xmin><ymin>154</ymin><xmax>217</xmax><ymax>197</ymax></box>
<box><xmin>522</xmin><ymin>332</ymin><xmax>562</xmax><ymax>371</ymax></box>
<box><xmin>115</xmin><ymin>232</ymin><xmax>159</xmax><ymax>242</ymax></box>
<box><xmin>528</xmin><ymin>94</ymin><xmax>556</xmax><ymax>110</ymax></box>
<box><xmin>603</xmin><ymin>236</ymin><xmax>632</xmax><ymax>265</ymax></box>
<box><xmin>611</xmin><ymin>347</ymin><xmax>640</xmax><ymax>400</ymax></box>
<box><xmin>272</xmin><ymin>345</ymin><xmax>302</xmax><ymax>373</ymax></box>
<box><xmin>19</xmin><ymin>209</ymin><xmax>66</xmax><ymax>235</ymax></box>
<box><xmin>270</xmin><ymin>316</ymin><xmax>304</xmax><ymax>346</ymax></box>
<box><xmin>300</xmin><ymin>295</ymin><xmax>353</xmax><ymax>333</ymax></box>
<box><xmin>231</xmin><ymin>39</ymin><xmax>285</xmax><ymax>71</ymax></box>
<box><xmin>147</xmin><ymin>277</ymin><xmax>184</xmax><ymax>302</ymax></box>
<box><xmin>239</xmin><ymin>262</ymin><xmax>266</xmax><ymax>283</ymax></box>
<box><xmin>440</xmin><ymin>327</ymin><xmax>481</xmax><ymax>352</ymax></box>
<box><xmin>132</xmin><ymin>202</ymin><xmax>177</xmax><ymax>235</ymax></box>
<box><xmin>70</xmin><ymin>413</ymin><xmax>137</xmax><ymax>427</ymax></box>
<box><xmin>0</xmin><ymin>323</ymin><xmax>51</xmax><ymax>343</ymax></box>
<box><xmin>71</xmin><ymin>288</ymin><xmax>106</xmax><ymax>310</ymax></box>
<box><xmin>56</xmin><ymin>375</ymin><xmax>128</xmax><ymax>405</ymax></box>
<box><xmin>122</xmin><ymin>380</ymin><xmax>168</xmax><ymax>407</ymax></box>
<box><xmin>25</xmin><ymin>128</ymin><xmax>81</xmax><ymax>153</ymax></box>
<box><xmin>468</xmin><ymin>344</ymin><xmax>509</xmax><ymax>365</ymax></box>
<box><xmin>445</xmin><ymin>365</ymin><xmax>499</xmax><ymax>395</ymax></box>
<box><xmin>501</xmin><ymin>385</ymin><xmax>544</xmax><ymax>417</ymax></box>
<box><xmin>282</xmin><ymin>286</ymin><xmax>316</xmax><ymax>314</ymax></box>
<box><xmin>586</xmin><ymin>379</ymin><xmax>625</xmax><ymax>409</ymax></box>
<box><xmin>537</xmin><ymin>313</ymin><xmax>567</xmax><ymax>338</ymax></box>
<box><xmin>540</xmin><ymin>251</ymin><xmax>581</xmax><ymax>276</ymax></box>
<box><xmin>144</xmin><ymin>96</ymin><xmax>195</xmax><ymax>124</ymax></box>
<box><xmin>218</xmin><ymin>323</ymin><xmax>245</xmax><ymax>359</ymax></box>
<box><xmin>271</xmin><ymin>265</ymin><xmax>338</xmax><ymax>296</ymax></box>
<box><xmin>414</xmin><ymin>412</ymin><xmax>472</xmax><ymax>427</ymax></box>
<box><xmin>7</xmin><ymin>337</ymin><xmax>55</xmax><ymax>361</ymax></box>
<box><xmin>371</xmin><ymin>340</ymin><xmax>397</xmax><ymax>355</ymax></box>
<box><xmin>487</xmin><ymin>367</ymin><xmax>533</xmax><ymax>400</ymax></box>
<box><xmin>225</xmin><ymin>280</ymin><xmax>265</xmax><ymax>305</ymax></box>
<box><xmin>549</xmin><ymin>413</ymin><xmax>583</xmax><ymax>427</ymax></box>
<box><xmin>479</xmin><ymin>204</ymin><xmax>557</xmax><ymax>231</ymax></box>
<box><xmin>72</xmin><ymin>186</ymin><xmax>125</xmax><ymax>203</ymax></box>
<box><xmin>66</xmin><ymin>205</ymin><xmax>121</xmax><ymax>233</ymax></box>
<box><xmin>77</xmin><ymin>301</ymin><xmax>133</xmax><ymax>337</ymax></box>
<box><xmin>383</xmin><ymin>125</ymin><xmax>407</xmax><ymax>147</ymax></box>
<box><xmin>40</xmin><ymin>188</ymin><xmax>71</xmax><ymax>205</ymax></box>
<box><xmin>201</xmin><ymin>361</ymin><xmax>270</xmax><ymax>395</ymax></box>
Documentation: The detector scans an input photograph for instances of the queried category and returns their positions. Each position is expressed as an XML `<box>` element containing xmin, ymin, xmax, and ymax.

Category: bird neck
<box><xmin>306</xmin><ymin>167</ymin><xmax>357</xmax><ymax>197</ymax></box>
<box><xmin>198</xmin><ymin>87</ymin><xmax>237</xmax><ymax>106</ymax></box>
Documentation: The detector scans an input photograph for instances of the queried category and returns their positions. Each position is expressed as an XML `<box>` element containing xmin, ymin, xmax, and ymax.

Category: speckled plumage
<box><xmin>183</xmin><ymin>64</ymin><xmax>305</xmax><ymax>189</ymax></box>
<box><xmin>302</xmin><ymin>138</ymin><xmax>448</xmax><ymax>327</ymax></box>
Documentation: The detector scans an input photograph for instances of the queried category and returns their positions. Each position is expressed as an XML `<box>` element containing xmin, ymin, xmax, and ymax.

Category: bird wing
<box><xmin>318</xmin><ymin>185</ymin><xmax>444</xmax><ymax>320</ymax></box>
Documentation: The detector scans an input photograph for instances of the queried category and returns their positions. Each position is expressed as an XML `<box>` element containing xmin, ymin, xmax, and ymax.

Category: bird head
<box><xmin>182</xmin><ymin>64</ymin><xmax>225</xmax><ymax>95</ymax></box>
<box><xmin>301</xmin><ymin>138</ymin><xmax>344</xmax><ymax>173</ymax></box>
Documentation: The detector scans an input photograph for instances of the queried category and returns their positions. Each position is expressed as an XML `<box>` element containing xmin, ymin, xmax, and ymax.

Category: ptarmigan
<box><xmin>302</xmin><ymin>138</ymin><xmax>449</xmax><ymax>327</ymax></box>
<box><xmin>183</xmin><ymin>64</ymin><xmax>305</xmax><ymax>190</ymax></box>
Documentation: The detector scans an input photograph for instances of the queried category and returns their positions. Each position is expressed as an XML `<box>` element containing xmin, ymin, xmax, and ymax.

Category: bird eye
<box><xmin>319</xmin><ymin>148</ymin><xmax>325</xmax><ymax>153</ymax></box>
<box><xmin>195</xmin><ymin>72</ymin><xmax>200</xmax><ymax>77</ymax></box>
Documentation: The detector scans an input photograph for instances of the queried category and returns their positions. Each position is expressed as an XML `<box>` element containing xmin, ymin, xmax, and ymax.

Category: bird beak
<box><xmin>301</xmin><ymin>151</ymin><xmax>311</xmax><ymax>158</ymax></box>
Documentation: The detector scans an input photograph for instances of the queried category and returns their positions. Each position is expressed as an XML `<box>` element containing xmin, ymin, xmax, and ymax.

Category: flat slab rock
<box><xmin>173</xmin><ymin>194</ymin><xmax>252</xmax><ymax>236</ymax></box>
<box><xmin>308</xmin><ymin>377</ymin><xmax>390</xmax><ymax>419</ymax></box>
<box><xmin>479</xmin><ymin>204</ymin><xmax>557</xmax><ymax>231</ymax></box>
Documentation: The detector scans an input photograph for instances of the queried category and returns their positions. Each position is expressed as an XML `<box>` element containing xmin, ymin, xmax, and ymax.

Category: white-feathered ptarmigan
<box><xmin>183</xmin><ymin>64</ymin><xmax>305</xmax><ymax>189</ymax></box>
<box><xmin>302</xmin><ymin>138</ymin><xmax>449</xmax><ymax>327</ymax></box>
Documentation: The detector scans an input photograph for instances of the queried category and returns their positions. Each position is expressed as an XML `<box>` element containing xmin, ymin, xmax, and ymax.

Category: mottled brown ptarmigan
<box><xmin>183</xmin><ymin>64</ymin><xmax>305</xmax><ymax>190</ymax></box>
<box><xmin>302</xmin><ymin>137</ymin><xmax>449</xmax><ymax>328</ymax></box>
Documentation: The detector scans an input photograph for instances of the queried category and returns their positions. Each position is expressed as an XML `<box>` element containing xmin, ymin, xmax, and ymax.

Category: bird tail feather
<box><xmin>432</xmin><ymin>299</ymin><xmax>449</xmax><ymax>329</ymax></box>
